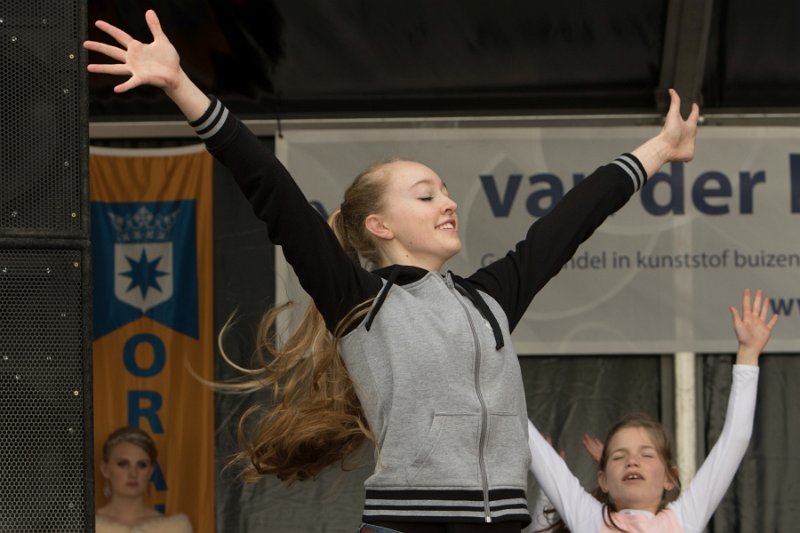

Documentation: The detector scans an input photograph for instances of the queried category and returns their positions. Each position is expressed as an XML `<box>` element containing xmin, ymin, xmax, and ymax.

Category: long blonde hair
<box><xmin>229</xmin><ymin>159</ymin><xmax>399</xmax><ymax>483</ymax></box>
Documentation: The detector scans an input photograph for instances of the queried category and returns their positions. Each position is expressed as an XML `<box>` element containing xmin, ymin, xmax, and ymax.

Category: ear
<box><xmin>664</xmin><ymin>464</ymin><xmax>679</xmax><ymax>491</ymax></box>
<box><xmin>364</xmin><ymin>214</ymin><xmax>394</xmax><ymax>241</ymax></box>
<box><xmin>597</xmin><ymin>470</ymin><xmax>609</xmax><ymax>493</ymax></box>
<box><xmin>100</xmin><ymin>461</ymin><xmax>109</xmax><ymax>479</ymax></box>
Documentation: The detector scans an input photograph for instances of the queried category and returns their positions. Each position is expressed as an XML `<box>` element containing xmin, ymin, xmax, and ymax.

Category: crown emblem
<box><xmin>108</xmin><ymin>206</ymin><xmax>179</xmax><ymax>243</ymax></box>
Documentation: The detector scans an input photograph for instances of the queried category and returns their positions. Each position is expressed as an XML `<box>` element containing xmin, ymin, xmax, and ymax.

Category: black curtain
<box><xmin>704</xmin><ymin>353</ymin><xmax>800</xmax><ymax>533</ymax></box>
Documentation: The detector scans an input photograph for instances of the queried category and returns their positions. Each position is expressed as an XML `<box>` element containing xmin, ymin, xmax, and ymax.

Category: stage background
<box><xmin>276</xmin><ymin>127</ymin><xmax>800</xmax><ymax>355</ymax></box>
<box><xmin>83</xmin><ymin>0</ymin><xmax>800</xmax><ymax>528</ymax></box>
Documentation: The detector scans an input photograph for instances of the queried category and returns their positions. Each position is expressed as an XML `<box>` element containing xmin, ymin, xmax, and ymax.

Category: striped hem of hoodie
<box><xmin>362</xmin><ymin>488</ymin><xmax>530</xmax><ymax>525</ymax></box>
<box><xmin>189</xmin><ymin>95</ymin><xmax>228</xmax><ymax>140</ymax></box>
<box><xmin>611</xmin><ymin>153</ymin><xmax>647</xmax><ymax>192</ymax></box>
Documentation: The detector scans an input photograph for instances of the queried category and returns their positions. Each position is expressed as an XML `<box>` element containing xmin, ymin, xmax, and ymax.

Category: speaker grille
<box><xmin>0</xmin><ymin>1</ymin><xmax>82</xmax><ymax>234</ymax></box>
<box><xmin>0</xmin><ymin>247</ymin><xmax>87</xmax><ymax>532</ymax></box>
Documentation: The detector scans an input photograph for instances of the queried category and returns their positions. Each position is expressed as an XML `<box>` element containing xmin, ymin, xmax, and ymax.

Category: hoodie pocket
<box><xmin>484</xmin><ymin>413</ymin><xmax>529</xmax><ymax>487</ymax></box>
<box><xmin>405</xmin><ymin>413</ymin><xmax>480</xmax><ymax>486</ymax></box>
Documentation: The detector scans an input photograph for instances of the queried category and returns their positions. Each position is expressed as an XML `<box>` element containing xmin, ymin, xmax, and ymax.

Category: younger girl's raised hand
<box><xmin>84</xmin><ymin>9</ymin><xmax>181</xmax><ymax>94</ymax></box>
<box><xmin>730</xmin><ymin>288</ymin><xmax>779</xmax><ymax>366</ymax></box>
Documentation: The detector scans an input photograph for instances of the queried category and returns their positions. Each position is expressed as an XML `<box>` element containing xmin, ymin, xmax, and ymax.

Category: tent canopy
<box><xmin>87</xmin><ymin>0</ymin><xmax>800</xmax><ymax>121</ymax></box>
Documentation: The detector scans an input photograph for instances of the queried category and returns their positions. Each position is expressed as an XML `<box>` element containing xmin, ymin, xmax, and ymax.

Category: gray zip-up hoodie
<box><xmin>191</xmin><ymin>96</ymin><xmax>647</xmax><ymax>525</ymax></box>
<box><xmin>341</xmin><ymin>270</ymin><xmax>531</xmax><ymax>523</ymax></box>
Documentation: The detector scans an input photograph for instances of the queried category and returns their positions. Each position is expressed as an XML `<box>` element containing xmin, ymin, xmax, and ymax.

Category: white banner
<box><xmin>276</xmin><ymin>126</ymin><xmax>800</xmax><ymax>354</ymax></box>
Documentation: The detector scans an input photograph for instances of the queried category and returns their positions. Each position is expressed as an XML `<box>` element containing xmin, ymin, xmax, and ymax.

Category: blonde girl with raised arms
<box><xmin>85</xmin><ymin>10</ymin><xmax>699</xmax><ymax>532</ymax></box>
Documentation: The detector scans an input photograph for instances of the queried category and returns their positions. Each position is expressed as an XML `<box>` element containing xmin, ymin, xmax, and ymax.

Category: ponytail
<box><xmin>329</xmin><ymin>207</ymin><xmax>360</xmax><ymax>265</ymax></box>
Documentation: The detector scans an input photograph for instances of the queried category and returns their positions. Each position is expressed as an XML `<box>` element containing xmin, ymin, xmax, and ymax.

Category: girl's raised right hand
<box><xmin>84</xmin><ymin>9</ymin><xmax>182</xmax><ymax>94</ymax></box>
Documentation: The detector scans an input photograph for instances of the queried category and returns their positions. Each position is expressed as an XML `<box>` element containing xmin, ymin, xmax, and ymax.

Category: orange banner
<box><xmin>90</xmin><ymin>145</ymin><xmax>214</xmax><ymax>532</ymax></box>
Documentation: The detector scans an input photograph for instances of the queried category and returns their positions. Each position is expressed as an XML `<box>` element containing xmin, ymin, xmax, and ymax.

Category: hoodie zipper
<box><xmin>444</xmin><ymin>273</ymin><xmax>492</xmax><ymax>522</ymax></box>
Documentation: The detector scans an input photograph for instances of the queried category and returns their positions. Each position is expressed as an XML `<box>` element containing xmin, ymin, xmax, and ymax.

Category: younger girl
<box><xmin>528</xmin><ymin>288</ymin><xmax>779</xmax><ymax>532</ymax></box>
<box><xmin>85</xmin><ymin>10</ymin><xmax>699</xmax><ymax>531</ymax></box>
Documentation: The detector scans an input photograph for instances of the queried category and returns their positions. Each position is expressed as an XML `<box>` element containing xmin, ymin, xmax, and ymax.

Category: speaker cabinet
<box><xmin>1</xmin><ymin>1</ymin><xmax>86</xmax><ymax>236</ymax></box>
<box><xmin>0</xmin><ymin>1</ymin><xmax>91</xmax><ymax>532</ymax></box>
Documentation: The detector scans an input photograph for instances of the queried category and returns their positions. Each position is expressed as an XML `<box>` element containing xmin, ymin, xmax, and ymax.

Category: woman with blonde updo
<box><xmin>96</xmin><ymin>427</ymin><xmax>192</xmax><ymax>533</ymax></box>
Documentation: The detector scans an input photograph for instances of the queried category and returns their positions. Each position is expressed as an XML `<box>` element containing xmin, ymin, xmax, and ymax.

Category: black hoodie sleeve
<box><xmin>190</xmin><ymin>96</ymin><xmax>382</xmax><ymax>332</ymax></box>
<box><xmin>466</xmin><ymin>154</ymin><xmax>647</xmax><ymax>331</ymax></box>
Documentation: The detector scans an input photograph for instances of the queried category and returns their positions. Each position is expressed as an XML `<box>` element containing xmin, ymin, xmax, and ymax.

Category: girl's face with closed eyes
<box><xmin>101</xmin><ymin>441</ymin><xmax>154</xmax><ymax>499</ymax></box>
<box><xmin>365</xmin><ymin>160</ymin><xmax>461</xmax><ymax>272</ymax></box>
<box><xmin>597</xmin><ymin>426</ymin><xmax>677</xmax><ymax>514</ymax></box>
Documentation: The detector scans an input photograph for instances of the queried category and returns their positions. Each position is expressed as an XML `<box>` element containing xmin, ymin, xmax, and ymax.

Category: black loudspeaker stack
<box><xmin>0</xmin><ymin>1</ymin><xmax>92</xmax><ymax>532</ymax></box>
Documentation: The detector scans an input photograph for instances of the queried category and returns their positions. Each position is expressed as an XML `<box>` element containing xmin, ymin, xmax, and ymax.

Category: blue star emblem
<box><xmin>120</xmin><ymin>248</ymin><xmax>168</xmax><ymax>300</ymax></box>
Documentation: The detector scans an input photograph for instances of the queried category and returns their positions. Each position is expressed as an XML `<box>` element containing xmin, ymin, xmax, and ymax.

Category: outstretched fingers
<box><xmin>747</xmin><ymin>288</ymin><xmax>778</xmax><ymax>330</ymax></box>
<box><xmin>666</xmin><ymin>88</ymin><xmax>682</xmax><ymax>119</ymax></box>
<box><xmin>83</xmin><ymin>40</ymin><xmax>128</xmax><ymax>63</ymax></box>
<box><xmin>93</xmin><ymin>19</ymin><xmax>135</xmax><ymax>48</ymax></box>
<box><xmin>84</xmin><ymin>9</ymin><xmax>184</xmax><ymax>94</ymax></box>
<box><xmin>661</xmin><ymin>88</ymin><xmax>700</xmax><ymax>163</ymax></box>
<box><xmin>742</xmin><ymin>287</ymin><xmax>753</xmax><ymax>318</ymax></box>
<box><xmin>86</xmin><ymin>62</ymin><xmax>131</xmax><ymax>77</ymax></box>
<box><xmin>731</xmin><ymin>288</ymin><xmax>779</xmax><ymax>364</ymax></box>
<box><xmin>112</xmin><ymin>77</ymin><xmax>142</xmax><ymax>94</ymax></box>
<box><xmin>582</xmin><ymin>433</ymin><xmax>603</xmax><ymax>464</ymax></box>
<box><xmin>667</xmin><ymin>88</ymin><xmax>700</xmax><ymax>125</ymax></box>
<box><xmin>144</xmin><ymin>9</ymin><xmax>167</xmax><ymax>41</ymax></box>
<box><xmin>687</xmin><ymin>102</ymin><xmax>701</xmax><ymax>126</ymax></box>
<box><xmin>764</xmin><ymin>301</ymin><xmax>779</xmax><ymax>330</ymax></box>
<box><xmin>729</xmin><ymin>305</ymin><xmax>741</xmax><ymax>326</ymax></box>
<box><xmin>752</xmin><ymin>288</ymin><xmax>763</xmax><ymax>318</ymax></box>
<box><xmin>759</xmin><ymin>290</ymin><xmax>773</xmax><ymax>323</ymax></box>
